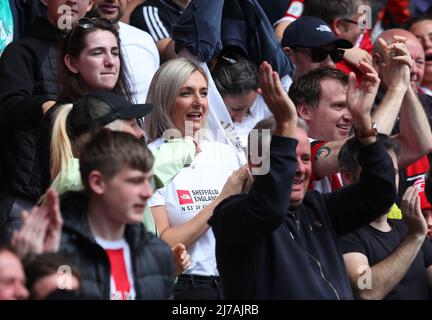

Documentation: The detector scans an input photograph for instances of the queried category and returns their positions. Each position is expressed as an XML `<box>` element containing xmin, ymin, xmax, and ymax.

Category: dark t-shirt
<box><xmin>340</xmin><ymin>219</ymin><xmax>432</xmax><ymax>299</ymax></box>
<box><xmin>130</xmin><ymin>0</ymin><xmax>183</xmax><ymax>42</ymax></box>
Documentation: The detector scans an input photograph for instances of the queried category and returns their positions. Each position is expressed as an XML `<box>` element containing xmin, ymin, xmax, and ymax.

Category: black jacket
<box><xmin>59</xmin><ymin>192</ymin><xmax>175</xmax><ymax>300</ymax></box>
<box><xmin>209</xmin><ymin>136</ymin><xmax>397</xmax><ymax>299</ymax></box>
<box><xmin>9</xmin><ymin>0</ymin><xmax>47</xmax><ymax>41</ymax></box>
<box><xmin>0</xmin><ymin>17</ymin><xmax>64</xmax><ymax>201</ymax></box>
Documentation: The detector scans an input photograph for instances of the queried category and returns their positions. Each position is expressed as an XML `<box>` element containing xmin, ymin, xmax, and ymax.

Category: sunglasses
<box><xmin>66</xmin><ymin>17</ymin><xmax>113</xmax><ymax>51</ymax></box>
<box><xmin>294</xmin><ymin>47</ymin><xmax>345</xmax><ymax>63</ymax></box>
<box><xmin>342</xmin><ymin>18</ymin><xmax>358</xmax><ymax>26</ymax></box>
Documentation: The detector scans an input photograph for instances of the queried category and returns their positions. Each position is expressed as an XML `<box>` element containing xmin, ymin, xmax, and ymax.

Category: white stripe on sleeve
<box><xmin>152</xmin><ymin>7</ymin><xmax>170</xmax><ymax>39</ymax></box>
<box><xmin>143</xmin><ymin>6</ymin><xmax>159</xmax><ymax>41</ymax></box>
<box><xmin>144</xmin><ymin>6</ymin><xmax>170</xmax><ymax>41</ymax></box>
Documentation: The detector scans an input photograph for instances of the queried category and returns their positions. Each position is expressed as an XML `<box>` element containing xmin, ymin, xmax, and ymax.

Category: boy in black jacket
<box><xmin>21</xmin><ymin>130</ymin><xmax>175</xmax><ymax>299</ymax></box>
<box><xmin>55</xmin><ymin>130</ymin><xmax>175</xmax><ymax>299</ymax></box>
<box><xmin>209</xmin><ymin>61</ymin><xmax>397</xmax><ymax>299</ymax></box>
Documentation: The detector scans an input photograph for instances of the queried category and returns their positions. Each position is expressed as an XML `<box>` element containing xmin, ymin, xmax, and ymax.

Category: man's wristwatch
<box><xmin>354</xmin><ymin>121</ymin><xmax>378</xmax><ymax>138</ymax></box>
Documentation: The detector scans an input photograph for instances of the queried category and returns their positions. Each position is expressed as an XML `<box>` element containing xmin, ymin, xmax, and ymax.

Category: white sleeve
<box><xmin>148</xmin><ymin>186</ymin><xmax>166</xmax><ymax>207</ymax></box>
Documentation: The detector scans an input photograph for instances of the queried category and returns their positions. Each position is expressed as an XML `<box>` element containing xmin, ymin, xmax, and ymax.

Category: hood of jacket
<box><xmin>25</xmin><ymin>17</ymin><xmax>66</xmax><ymax>41</ymax></box>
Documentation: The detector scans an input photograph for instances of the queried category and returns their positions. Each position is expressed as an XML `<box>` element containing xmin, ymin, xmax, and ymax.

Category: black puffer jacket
<box><xmin>59</xmin><ymin>192</ymin><xmax>175</xmax><ymax>300</ymax></box>
<box><xmin>0</xmin><ymin>17</ymin><xmax>64</xmax><ymax>201</ymax></box>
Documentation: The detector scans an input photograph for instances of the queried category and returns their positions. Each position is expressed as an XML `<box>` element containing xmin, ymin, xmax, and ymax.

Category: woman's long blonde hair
<box><xmin>50</xmin><ymin>104</ymin><xmax>74</xmax><ymax>182</ymax></box>
<box><xmin>145</xmin><ymin>58</ymin><xmax>208</xmax><ymax>142</ymax></box>
<box><xmin>50</xmin><ymin>104</ymin><xmax>123</xmax><ymax>182</ymax></box>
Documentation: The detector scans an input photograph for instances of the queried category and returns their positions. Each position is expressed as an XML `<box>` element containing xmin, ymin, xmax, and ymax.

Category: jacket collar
<box><xmin>60</xmin><ymin>191</ymin><xmax>151</xmax><ymax>247</ymax></box>
<box><xmin>159</xmin><ymin>0</ymin><xmax>184</xmax><ymax>13</ymax></box>
<box><xmin>25</xmin><ymin>17</ymin><xmax>67</xmax><ymax>41</ymax></box>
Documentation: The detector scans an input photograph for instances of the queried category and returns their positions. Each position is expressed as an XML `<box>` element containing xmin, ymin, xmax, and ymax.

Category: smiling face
<box><xmin>65</xmin><ymin>30</ymin><xmax>120</xmax><ymax>92</ymax></box>
<box><xmin>303</xmin><ymin>78</ymin><xmax>351</xmax><ymax>141</ymax></box>
<box><xmin>410</xmin><ymin>19</ymin><xmax>432</xmax><ymax>87</ymax></box>
<box><xmin>0</xmin><ymin>251</ymin><xmax>29</xmax><ymax>300</ymax></box>
<box><xmin>405</xmin><ymin>37</ymin><xmax>425</xmax><ymax>89</ymax></box>
<box><xmin>100</xmin><ymin>167</ymin><xmax>153</xmax><ymax>225</ymax></box>
<box><xmin>170</xmin><ymin>71</ymin><xmax>209</xmax><ymax>137</ymax></box>
<box><xmin>290</xmin><ymin>127</ymin><xmax>312</xmax><ymax>208</ymax></box>
<box><xmin>93</xmin><ymin>0</ymin><xmax>127</xmax><ymax>23</ymax></box>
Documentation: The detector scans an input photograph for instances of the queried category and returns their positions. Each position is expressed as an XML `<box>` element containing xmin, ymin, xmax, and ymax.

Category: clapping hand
<box><xmin>401</xmin><ymin>186</ymin><xmax>428</xmax><ymax>239</ymax></box>
<box><xmin>11</xmin><ymin>188</ymin><xmax>63</xmax><ymax>257</ymax></box>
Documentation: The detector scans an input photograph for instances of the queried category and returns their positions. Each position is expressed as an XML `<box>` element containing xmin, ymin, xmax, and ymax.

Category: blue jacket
<box><xmin>209</xmin><ymin>136</ymin><xmax>397</xmax><ymax>299</ymax></box>
<box><xmin>172</xmin><ymin>0</ymin><xmax>294</xmax><ymax>77</ymax></box>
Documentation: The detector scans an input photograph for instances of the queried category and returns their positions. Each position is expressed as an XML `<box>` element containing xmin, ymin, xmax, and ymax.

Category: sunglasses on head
<box><xmin>66</xmin><ymin>17</ymin><xmax>113</xmax><ymax>51</ymax></box>
<box><xmin>294</xmin><ymin>47</ymin><xmax>345</xmax><ymax>63</ymax></box>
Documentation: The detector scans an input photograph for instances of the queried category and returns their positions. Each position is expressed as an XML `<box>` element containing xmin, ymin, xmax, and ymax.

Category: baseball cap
<box><xmin>68</xmin><ymin>91</ymin><xmax>153</xmax><ymax>137</ymax></box>
<box><xmin>281</xmin><ymin>16</ymin><xmax>353</xmax><ymax>49</ymax></box>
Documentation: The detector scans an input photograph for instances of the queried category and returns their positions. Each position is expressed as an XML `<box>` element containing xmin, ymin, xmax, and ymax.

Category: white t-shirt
<box><xmin>95</xmin><ymin>237</ymin><xmax>136</xmax><ymax>300</ymax></box>
<box><xmin>148</xmin><ymin>138</ymin><xmax>240</xmax><ymax>276</ymax></box>
<box><xmin>233</xmin><ymin>95</ymin><xmax>273</xmax><ymax>150</ymax></box>
<box><xmin>119</xmin><ymin>22</ymin><xmax>160</xmax><ymax>103</ymax></box>
<box><xmin>231</xmin><ymin>74</ymin><xmax>292</xmax><ymax>150</ymax></box>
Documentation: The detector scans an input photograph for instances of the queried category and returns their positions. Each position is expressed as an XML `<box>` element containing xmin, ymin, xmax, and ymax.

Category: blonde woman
<box><xmin>145</xmin><ymin>58</ymin><xmax>249</xmax><ymax>299</ymax></box>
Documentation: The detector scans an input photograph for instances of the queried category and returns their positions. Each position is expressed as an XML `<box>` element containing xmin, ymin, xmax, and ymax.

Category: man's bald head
<box><xmin>373</xmin><ymin>29</ymin><xmax>425</xmax><ymax>89</ymax></box>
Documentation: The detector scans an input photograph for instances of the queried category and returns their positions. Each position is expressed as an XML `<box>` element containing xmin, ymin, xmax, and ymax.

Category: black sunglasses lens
<box><xmin>311</xmin><ymin>48</ymin><xmax>344</xmax><ymax>63</ymax></box>
<box><xmin>330</xmin><ymin>50</ymin><xmax>344</xmax><ymax>63</ymax></box>
<box><xmin>78</xmin><ymin>17</ymin><xmax>112</xmax><ymax>28</ymax></box>
<box><xmin>77</xmin><ymin>18</ymin><xmax>93</xmax><ymax>28</ymax></box>
<box><xmin>310</xmin><ymin>48</ymin><xmax>328</xmax><ymax>63</ymax></box>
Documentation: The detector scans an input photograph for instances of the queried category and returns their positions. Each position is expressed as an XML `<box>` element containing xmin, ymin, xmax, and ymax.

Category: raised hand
<box><xmin>43</xmin><ymin>188</ymin><xmax>63</xmax><ymax>252</ymax></box>
<box><xmin>11</xmin><ymin>208</ymin><xmax>49</xmax><ymax>258</ymax></box>
<box><xmin>401</xmin><ymin>186</ymin><xmax>428</xmax><ymax>238</ymax></box>
<box><xmin>257</xmin><ymin>61</ymin><xmax>297</xmax><ymax>124</ymax></box>
<box><xmin>377</xmin><ymin>36</ymin><xmax>412</xmax><ymax>90</ymax></box>
<box><xmin>343</xmin><ymin>47</ymin><xmax>372</xmax><ymax>68</ymax></box>
<box><xmin>347</xmin><ymin>61</ymin><xmax>380</xmax><ymax>121</ymax></box>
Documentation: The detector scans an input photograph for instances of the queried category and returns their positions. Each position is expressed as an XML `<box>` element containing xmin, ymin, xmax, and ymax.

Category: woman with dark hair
<box><xmin>58</xmin><ymin>17</ymin><xmax>133</xmax><ymax>103</ymax></box>
<box><xmin>37</xmin><ymin>17</ymin><xmax>133</xmax><ymax>195</ymax></box>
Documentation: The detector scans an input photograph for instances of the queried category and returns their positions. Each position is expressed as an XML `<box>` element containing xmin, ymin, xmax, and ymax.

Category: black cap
<box><xmin>281</xmin><ymin>16</ymin><xmax>353</xmax><ymax>49</ymax></box>
<box><xmin>68</xmin><ymin>91</ymin><xmax>153</xmax><ymax>137</ymax></box>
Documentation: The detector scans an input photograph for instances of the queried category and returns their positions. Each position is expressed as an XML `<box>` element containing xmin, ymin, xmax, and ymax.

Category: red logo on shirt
<box><xmin>177</xmin><ymin>190</ymin><xmax>194</xmax><ymax>205</ymax></box>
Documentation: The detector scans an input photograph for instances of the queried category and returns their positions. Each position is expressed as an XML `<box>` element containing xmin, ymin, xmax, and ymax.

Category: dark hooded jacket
<box><xmin>59</xmin><ymin>191</ymin><xmax>175</xmax><ymax>300</ymax></box>
<box><xmin>0</xmin><ymin>17</ymin><xmax>64</xmax><ymax>201</ymax></box>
